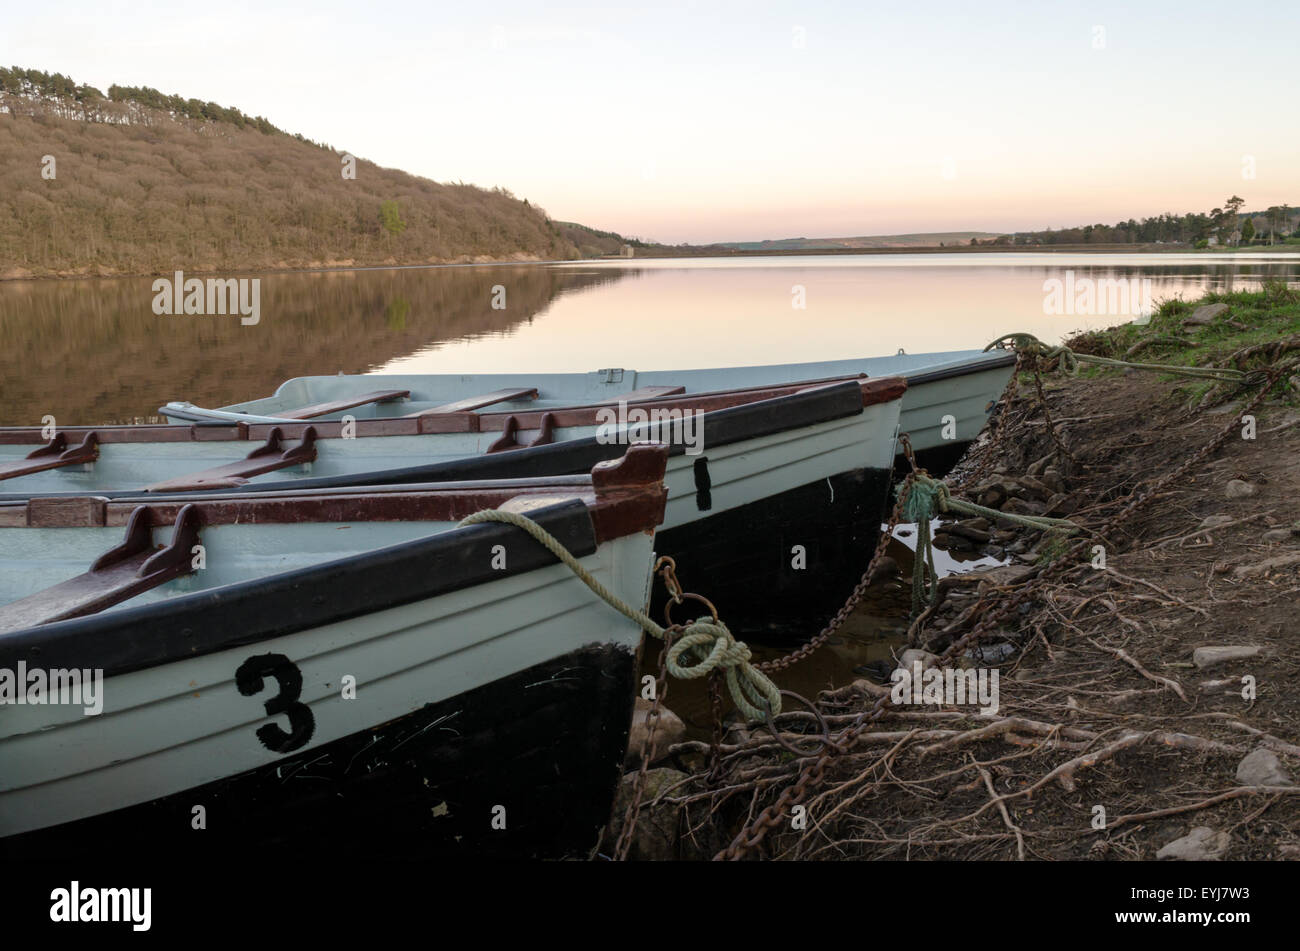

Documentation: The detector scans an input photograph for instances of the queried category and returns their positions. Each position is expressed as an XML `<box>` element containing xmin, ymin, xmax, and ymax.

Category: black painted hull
<box><xmin>896</xmin><ymin>439</ymin><xmax>974</xmax><ymax>478</ymax></box>
<box><xmin>0</xmin><ymin>644</ymin><xmax>638</xmax><ymax>860</ymax></box>
<box><xmin>651</xmin><ymin>466</ymin><xmax>895</xmax><ymax>641</ymax></box>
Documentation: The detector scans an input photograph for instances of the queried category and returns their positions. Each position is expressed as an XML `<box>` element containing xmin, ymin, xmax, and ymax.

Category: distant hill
<box><xmin>552</xmin><ymin>221</ymin><xmax>683</xmax><ymax>257</ymax></box>
<box><xmin>0</xmin><ymin>66</ymin><xmax>585</xmax><ymax>278</ymax></box>
<box><xmin>719</xmin><ymin>232</ymin><xmax>1001</xmax><ymax>251</ymax></box>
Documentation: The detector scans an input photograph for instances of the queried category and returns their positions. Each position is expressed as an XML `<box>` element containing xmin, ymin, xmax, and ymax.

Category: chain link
<box><xmin>1030</xmin><ymin>355</ymin><xmax>1078</xmax><ymax>467</ymax></box>
<box><xmin>956</xmin><ymin>353</ymin><xmax>1022</xmax><ymax>490</ymax></box>
<box><xmin>613</xmin><ymin>622</ymin><xmax>678</xmax><ymax>861</ymax></box>
<box><xmin>706</xmin><ymin>672</ymin><xmax>725</xmax><ymax>779</ymax></box>
<box><xmin>757</xmin><ymin>473</ymin><xmax>914</xmax><ymax>675</ymax></box>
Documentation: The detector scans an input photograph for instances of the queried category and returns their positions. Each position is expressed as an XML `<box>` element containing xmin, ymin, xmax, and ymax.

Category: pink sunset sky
<box><xmin>5</xmin><ymin>0</ymin><xmax>1298</xmax><ymax>244</ymax></box>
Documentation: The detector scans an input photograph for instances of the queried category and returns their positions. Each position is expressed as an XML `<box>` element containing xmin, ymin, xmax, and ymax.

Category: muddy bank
<box><xmin>608</xmin><ymin>286</ymin><xmax>1300</xmax><ymax>861</ymax></box>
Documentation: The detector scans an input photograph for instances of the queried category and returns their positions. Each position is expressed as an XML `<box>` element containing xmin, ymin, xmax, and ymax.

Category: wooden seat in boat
<box><xmin>0</xmin><ymin>505</ymin><xmax>200</xmax><ymax>634</ymax></box>
<box><xmin>0</xmin><ymin>432</ymin><xmax>99</xmax><ymax>482</ymax></box>
<box><xmin>402</xmin><ymin>387</ymin><xmax>539</xmax><ymax>418</ymax></box>
<box><xmin>271</xmin><ymin>389</ymin><xmax>410</xmax><ymax>420</ymax></box>
<box><xmin>142</xmin><ymin>427</ymin><xmax>318</xmax><ymax>492</ymax></box>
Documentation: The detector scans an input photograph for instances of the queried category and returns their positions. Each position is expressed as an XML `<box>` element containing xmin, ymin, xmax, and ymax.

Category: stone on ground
<box><xmin>607</xmin><ymin>767</ymin><xmax>726</xmax><ymax>860</ymax></box>
<box><xmin>1236</xmin><ymin>748</ymin><xmax>1293</xmax><ymax>787</ymax></box>
<box><xmin>624</xmin><ymin>699</ymin><xmax>686</xmax><ymax>768</ymax></box>
<box><xmin>1156</xmin><ymin>826</ymin><xmax>1231</xmax><ymax>860</ymax></box>
<box><xmin>606</xmin><ymin>768</ymin><xmax>689</xmax><ymax>860</ymax></box>
<box><xmin>1224</xmin><ymin>479</ymin><xmax>1255</xmax><ymax>499</ymax></box>
<box><xmin>1184</xmin><ymin>302</ymin><xmax>1229</xmax><ymax>326</ymax></box>
<box><xmin>1191</xmin><ymin>645</ymin><xmax>1261</xmax><ymax>668</ymax></box>
<box><xmin>1234</xmin><ymin>552</ymin><xmax>1300</xmax><ymax>578</ymax></box>
<box><xmin>897</xmin><ymin>648</ymin><xmax>940</xmax><ymax>671</ymax></box>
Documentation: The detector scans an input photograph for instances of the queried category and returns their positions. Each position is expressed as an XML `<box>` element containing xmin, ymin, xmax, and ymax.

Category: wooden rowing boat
<box><xmin>0</xmin><ymin>377</ymin><xmax>899</xmax><ymax>495</ymax></box>
<box><xmin>0</xmin><ymin>446</ymin><xmax>667</xmax><ymax>858</ymax></box>
<box><xmin>153</xmin><ymin>348</ymin><xmax>1016</xmax><ymax>464</ymax></box>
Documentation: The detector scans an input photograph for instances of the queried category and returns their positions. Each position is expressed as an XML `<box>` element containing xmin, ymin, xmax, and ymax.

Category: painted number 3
<box><xmin>235</xmin><ymin>653</ymin><xmax>315</xmax><ymax>753</ymax></box>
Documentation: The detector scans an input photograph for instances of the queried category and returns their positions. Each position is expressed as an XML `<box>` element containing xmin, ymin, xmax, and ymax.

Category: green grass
<box><xmin>1056</xmin><ymin>283</ymin><xmax>1300</xmax><ymax>407</ymax></box>
<box><xmin>1227</xmin><ymin>239</ymin><xmax>1300</xmax><ymax>250</ymax></box>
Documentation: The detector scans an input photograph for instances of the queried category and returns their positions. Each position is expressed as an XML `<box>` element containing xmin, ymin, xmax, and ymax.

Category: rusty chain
<box><xmin>706</xmin><ymin>672</ymin><xmax>725</xmax><ymax>779</ymax></box>
<box><xmin>756</xmin><ymin>472</ymin><xmax>915</xmax><ymax>675</ymax></box>
<box><xmin>612</xmin><ymin>558</ymin><xmax>683</xmax><ymax>861</ymax></box>
<box><xmin>955</xmin><ymin>353</ymin><xmax>1023</xmax><ymax>490</ymax></box>
<box><xmin>1030</xmin><ymin>355</ymin><xmax>1078</xmax><ymax>467</ymax></box>
<box><xmin>713</xmin><ymin>360</ymin><xmax>1293</xmax><ymax>861</ymax></box>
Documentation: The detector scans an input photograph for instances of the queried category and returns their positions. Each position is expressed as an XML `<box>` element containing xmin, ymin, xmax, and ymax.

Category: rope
<box><xmin>900</xmin><ymin>473</ymin><xmax>1082</xmax><ymax>614</ymax></box>
<box><xmin>901</xmin><ymin>479</ymin><xmax>939</xmax><ymax>614</ymax></box>
<box><xmin>457</xmin><ymin>508</ymin><xmax>783</xmax><ymax>722</ymax></box>
<box><xmin>985</xmin><ymin>332</ymin><xmax>1259</xmax><ymax>383</ymax></box>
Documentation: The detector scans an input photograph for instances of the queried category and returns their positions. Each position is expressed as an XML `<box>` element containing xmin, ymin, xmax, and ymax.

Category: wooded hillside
<box><xmin>0</xmin><ymin>67</ymin><xmax>588</xmax><ymax>278</ymax></box>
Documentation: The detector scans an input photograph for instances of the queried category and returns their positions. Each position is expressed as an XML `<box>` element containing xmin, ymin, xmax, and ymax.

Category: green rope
<box><xmin>985</xmin><ymin>332</ymin><xmax>1256</xmax><ymax>383</ymax></box>
<box><xmin>901</xmin><ymin>479</ymin><xmax>939</xmax><ymax>614</ymax></box>
<box><xmin>457</xmin><ymin>508</ymin><xmax>783</xmax><ymax>722</ymax></box>
<box><xmin>900</xmin><ymin>474</ymin><xmax>1082</xmax><ymax>615</ymax></box>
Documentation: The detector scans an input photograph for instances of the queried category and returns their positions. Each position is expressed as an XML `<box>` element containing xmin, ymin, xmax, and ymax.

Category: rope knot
<box><xmin>667</xmin><ymin>617</ymin><xmax>781</xmax><ymax>722</ymax></box>
<box><xmin>902</xmin><ymin>473</ymin><xmax>948</xmax><ymax>522</ymax></box>
<box><xmin>456</xmin><ymin>507</ymin><xmax>782</xmax><ymax>722</ymax></box>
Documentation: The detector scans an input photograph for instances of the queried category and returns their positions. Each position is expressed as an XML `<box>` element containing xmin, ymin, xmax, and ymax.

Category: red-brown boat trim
<box><xmin>2</xmin><ymin>444</ymin><xmax>668</xmax><ymax>544</ymax></box>
<box><xmin>0</xmin><ymin>376</ymin><xmax>904</xmax><ymax>445</ymax></box>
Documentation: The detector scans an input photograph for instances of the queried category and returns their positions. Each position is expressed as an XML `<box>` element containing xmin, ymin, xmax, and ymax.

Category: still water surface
<box><xmin>2</xmin><ymin>251</ymin><xmax>1298</xmax><ymax>425</ymax></box>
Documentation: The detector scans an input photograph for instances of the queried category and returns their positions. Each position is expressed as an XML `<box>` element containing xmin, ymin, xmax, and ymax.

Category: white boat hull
<box><xmin>0</xmin><ymin>530</ymin><xmax>653</xmax><ymax>848</ymax></box>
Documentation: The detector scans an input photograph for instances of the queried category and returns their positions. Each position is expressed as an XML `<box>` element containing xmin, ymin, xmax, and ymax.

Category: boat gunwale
<box><xmin>904</xmin><ymin>349</ymin><xmax>1015</xmax><ymax>386</ymax></box>
<box><xmin>0</xmin><ymin>375</ymin><xmax>904</xmax><ymax>444</ymax></box>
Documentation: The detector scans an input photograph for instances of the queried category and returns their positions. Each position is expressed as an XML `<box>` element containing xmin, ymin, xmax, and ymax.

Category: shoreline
<box><xmin>611</xmin><ymin>285</ymin><xmax>1300</xmax><ymax>860</ymax></box>
<box><xmin>5</xmin><ymin>244</ymin><xmax>1300</xmax><ymax>285</ymax></box>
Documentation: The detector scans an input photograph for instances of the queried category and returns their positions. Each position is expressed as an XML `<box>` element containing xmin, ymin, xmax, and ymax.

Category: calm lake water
<box><xmin>2</xmin><ymin>252</ymin><xmax>1299</xmax><ymax>425</ymax></box>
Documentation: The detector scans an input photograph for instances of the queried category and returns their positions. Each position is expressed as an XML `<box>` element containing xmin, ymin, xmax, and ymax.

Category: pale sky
<box><xmin>5</xmin><ymin>0</ymin><xmax>1298</xmax><ymax>243</ymax></box>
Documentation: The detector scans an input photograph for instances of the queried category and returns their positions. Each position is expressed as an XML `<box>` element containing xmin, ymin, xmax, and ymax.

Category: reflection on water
<box><xmin>2</xmin><ymin>252</ymin><xmax>1298</xmax><ymax>424</ymax></box>
<box><xmin>384</xmin><ymin>252</ymin><xmax>1300</xmax><ymax>375</ymax></box>
<box><xmin>0</xmin><ymin>265</ymin><xmax>626</xmax><ymax>424</ymax></box>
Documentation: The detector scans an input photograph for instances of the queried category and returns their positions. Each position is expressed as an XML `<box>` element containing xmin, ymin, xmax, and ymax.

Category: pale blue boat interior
<box><xmin>162</xmin><ymin>349</ymin><xmax>1008</xmax><ymax>423</ymax></box>
<box><xmin>0</xmin><ymin>518</ymin><xmax>465</xmax><ymax>617</ymax></box>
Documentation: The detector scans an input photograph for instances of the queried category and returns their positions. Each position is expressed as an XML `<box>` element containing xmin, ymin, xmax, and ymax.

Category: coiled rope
<box><xmin>985</xmin><ymin>332</ymin><xmax>1259</xmax><ymax>383</ymax></box>
<box><xmin>458</xmin><ymin>508</ymin><xmax>783</xmax><ymax>721</ymax></box>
